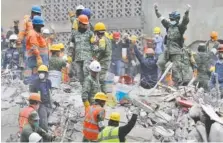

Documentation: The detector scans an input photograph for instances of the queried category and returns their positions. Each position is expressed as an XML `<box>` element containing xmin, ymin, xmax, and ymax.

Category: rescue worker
<box><xmin>69</xmin><ymin>5</ymin><xmax>85</xmax><ymax>30</ymax></box>
<box><xmin>29</xmin><ymin>65</ymin><xmax>53</xmax><ymax>132</ymax></box>
<box><xmin>82</xmin><ymin>60</ymin><xmax>101</xmax><ymax>107</ymax></box>
<box><xmin>20</xmin><ymin>111</ymin><xmax>55</xmax><ymax>142</ymax></box>
<box><xmin>49</xmin><ymin>44</ymin><xmax>66</xmax><ymax>71</ymax></box>
<box><xmin>154</xmin><ymin>3</ymin><xmax>193</xmax><ymax>86</ymax></box>
<box><xmin>134</xmin><ymin>46</ymin><xmax>158</xmax><ymax>89</ymax></box>
<box><xmin>210</xmin><ymin>44</ymin><xmax>223</xmax><ymax>98</ymax></box>
<box><xmin>97</xmin><ymin>110</ymin><xmax>139</xmax><ymax>142</ymax></box>
<box><xmin>29</xmin><ymin>132</ymin><xmax>42</xmax><ymax>142</ymax></box>
<box><xmin>91</xmin><ymin>22</ymin><xmax>112</xmax><ymax>93</ymax></box>
<box><xmin>194</xmin><ymin>43</ymin><xmax>212</xmax><ymax>90</ymax></box>
<box><xmin>110</xmin><ymin>32</ymin><xmax>124</xmax><ymax>76</ymax></box>
<box><xmin>81</xmin><ymin>8</ymin><xmax>94</xmax><ymax>31</ymax></box>
<box><xmin>153</xmin><ymin>27</ymin><xmax>164</xmax><ymax>59</ymax></box>
<box><xmin>83</xmin><ymin>92</ymin><xmax>107</xmax><ymax>142</ymax></box>
<box><xmin>19</xmin><ymin>93</ymin><xmax>42</xmax><ymax>133</ymax></box>
<box><xmin>3</xmin><ymin>34</ymin><xmax>20</xmax><ymax>70</ymax></box>
<box><xmin>69</xmin><ymin>15</ymin><xmax>93</xmax><ymax>86</ymax></box>
<box><xmin>25</xmin><ymin>16</ymin><xmax>48</xmax><ymax>79</ymax></box>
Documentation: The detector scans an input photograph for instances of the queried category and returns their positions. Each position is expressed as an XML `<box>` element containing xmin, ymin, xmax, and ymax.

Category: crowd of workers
<box><xmin>1</xmin><ymin>2</ymin><xmax>223</xmax><ymax>142</ymax></box>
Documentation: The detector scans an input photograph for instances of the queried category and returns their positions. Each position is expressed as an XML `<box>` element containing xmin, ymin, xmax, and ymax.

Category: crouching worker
<box><xmin>83</xmin><ymin>92</ymin><xmax>107</xmax><ymax>142</ymax></box>
<box><xmin>97</xmin><ymin>110</ymin><xmax>139</xmax><ymax>142</ymax></box>
<box><xmin>29</xmin><ymin>65</ymin><xmax>53</xmax><ymax>132</ymax></box>
<box><xmin>19</xmin><ymin>93</ymin><xmax>41</xmax><ymax>133</ymax></box>
<box><xmin>82</xmin><ymin>60</ymin><xmax>101</xmax><ymax>108</ymax></box>
<box><xmin>20</xmin><ymin>111</ymin><xmax>55</xmax><ymax>142</ymax></box>
<box><xmin>134</xmin><ymin>46</ymin><xmax>158</xmax><ymax>89</ymax></box>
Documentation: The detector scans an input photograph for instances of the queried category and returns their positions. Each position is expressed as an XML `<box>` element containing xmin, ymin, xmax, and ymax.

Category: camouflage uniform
<box><xmin>69</xmin><ymin>30</ymin><xmax>93</xmax><ymax>85</ymax></box>
<box><xmin>205</xmin><ymin>40</ymin><xmax>220</xmax><ymax>66</ymax></box>
<box><xmin>194</xmin><ymin>52</ymin><xmax>211</xmax><ymax>90</ymax></box>
<box><xmin>155</xmin><ymin>10</ymin><xmax>195</xmax><ymax>85</ymax></box>
<box><xmin>82</xmin><ymin>75</ymin><xmax>101</xmax><ymax>105</ymax></box>
<box><xmin>93</xmin><ymin>36</ymin><xmax>112</xmax><ymax>93</ymax></box>
<box><xmin>49</xmin><ymin>56</ymin><xmax>66</xmax><ymax>71</ymax></box>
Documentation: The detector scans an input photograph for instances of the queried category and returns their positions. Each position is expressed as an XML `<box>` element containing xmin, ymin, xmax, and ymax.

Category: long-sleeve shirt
<box><xmin>153</xmin><ymin>35</ymin><xmax>164</xmax><ymax>55</ymax></box>
<box><xmin>111</xmin><ymin>40</ymin><xmax>122</xmax><ymax>61</ymax></box>
<box><xmin>118</xmin><ymin>114</ymin><xmax>137</xmax><ymax>142</ymax></box>
<box><xmin>3</xmin><ymin>48</ymin><xmax>19</xmax><ymax>69</ymax></box>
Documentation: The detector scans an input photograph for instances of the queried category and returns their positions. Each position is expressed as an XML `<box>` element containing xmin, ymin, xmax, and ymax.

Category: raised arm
<box><xmin>154</xmin><ymin>3</ymin><xmax>170</xmax><ymax>29</ymax></box>
<box><xmin>179</xmin><ymin>4</ymin><xmax>191</xmax><ymax>34</ymax></box>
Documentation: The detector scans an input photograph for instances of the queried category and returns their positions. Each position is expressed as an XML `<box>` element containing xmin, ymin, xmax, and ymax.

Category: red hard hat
<box><xmin>113</xmin><ymin>32</ymin><xmax>120</xmax><ymax>39</ymax></box>
<box><xmin>144</xmin><ymin>48</ymin><xmax>155</xmax><ymax>55</ymax></box>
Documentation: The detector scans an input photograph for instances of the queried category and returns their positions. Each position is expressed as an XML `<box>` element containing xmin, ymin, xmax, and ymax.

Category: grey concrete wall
<box><xmin>1</xmin><ymin>0</ymin><xmax>40</xmax><ymax>29</ymax></box>
<box><xmin>144</xmin><ymin>0</ymin><xmax>223</xmax><ymax>45</ymax></box>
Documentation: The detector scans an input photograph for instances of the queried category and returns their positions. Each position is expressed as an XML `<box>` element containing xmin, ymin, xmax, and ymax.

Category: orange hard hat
<box><xmin>218</xmin><ymin>44</ymin><xmax>223</xmax><ymax>53</ymax></box>
<box><xmin>29</xmin><ymin>93</ymin><xmax>41</xmax><ymax>102</ymax></box>
<box><xmin>210</xmin><ymin>31</ymin><xmax>218</xmax><ymax>38</ymax></box>
<box><xmin>78</xmin><ymin>15</ymin><xmax>89</xmax><ymax>25</ymax></box>
<box><xmin>144</xmin><ymin>48</ymin><xmax>155</xmax><ymax>54</ymax></box>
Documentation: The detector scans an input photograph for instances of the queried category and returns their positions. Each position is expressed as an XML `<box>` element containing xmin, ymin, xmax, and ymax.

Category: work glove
<box><xmin>112</xmin><ymin>62</ymin><xmax>115</xmax><ymax>66</ymax></box>
<box><xmin>186</xmin><ymin>4</ymin><xmax>191</xmax><ymax>13</ymax></box>
<box><xmin>153</xmin><ymin>3</ymin><xmax>158</xmax><ymax>10</ymax></box>
<box><xmin>36</xmin><ymin>56</ymin><xmax>43</xmax><ymax>67</ymax></box>
<box><xmin>68</xmin><ymin>11</ymin><xmax>75</xmax><ymax>17</ymax></box>
<box><xmin>131</xmin><ymin>60</ymin><xmax>137</xmax><ymax>66</ymax></box>
<box><xmin>210</xmin><ymin>48</ymin><xmax>217</xmax><ymax>55</ymax></box>
<box><xmin>193</xmin><ymin>69</ymin><xmax>198</xmax><ymax>77</ymax></box>
<box><xmin>83</xmin><ymin>101</ymin><xmax>90</xmax><ymax>108</ymax></box>
<box><xmin>67</xmin><ymin>56</ymin><xmax>72</xmax><ymax>64</ymax></box>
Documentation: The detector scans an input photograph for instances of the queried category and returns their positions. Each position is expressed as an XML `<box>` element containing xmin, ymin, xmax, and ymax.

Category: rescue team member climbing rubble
<box><xmin>69</xmin><ymin>14</ymin><xmax>93</xmax><ymax>86</ymax></box>
<box><xmin>19</xmin><ymin>93</ymin><xmax>42</xmax><ymax>133</ymax></box>
<box><xmin>91</xmin><ymin>22</ymin><xmax>112</xmax><ymax>93</ymax></box>
<box><xmin>97</xmin><ymin>110</ymin><xmax>139</xmax><ymax>142</ymax></box>
<box><xmin>25</xmin><ymin>15</ymin><xmax>48</xmax><ymax>79</ymax></box>
<box><xmin>83</xmin><ymin>92</ymin><xmax>107</xmax><ymax>142</ymax></box>
<box><xmin>20</xmin><ymin>111</ymin><xmax>55</xmax><ymax>142</ymax></box>
<box><xmin>82</xmin><ymin>60</ymin><xmax>101</xmax><ymax>107</ymax></box>
<box><xmin>29</xmin><ymin>65</ymin><xmax>53</xmax><ymax>132</ymax></box>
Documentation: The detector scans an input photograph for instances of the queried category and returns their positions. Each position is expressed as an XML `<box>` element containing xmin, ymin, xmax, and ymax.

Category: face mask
<box><xmin>10</xmin><ymin>42</ymin><xmax>16</xmax><ymax>48</ymax></box>
<box><xmin>78</xmin><ymin>27</ymin><xmax>87</xmax><ymax>33</ymax></box>
<box><xmin>33</xmin><ymin>121</ymin><xmax>39</xmax><ymax>128</ymax></box>
<box><xmin>39</xmin><ymin>73</ymin><xmax>45</xmax><ymax>79</ymax></box>
<box><xmin>170</xmin><ymin>21</ymin><xmax>177</xmax><ymax>25</ymax></box>
<box><xmin>155</xmin><ymin>34</ymin><xmax>159</xmax><ymax>38</ymax></box>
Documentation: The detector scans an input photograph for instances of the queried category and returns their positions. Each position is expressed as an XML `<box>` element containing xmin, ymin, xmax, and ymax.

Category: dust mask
<box><xmin>39</xmin><ymin>73</ymin><xmax>45</xmax><ymax>79</ymax></box>
<box><xmin>170</xmin><ymin>21</ymin><xmax>177</xmax><ymax>25</ymax></box>
<box><xmin>155</xmin><ymin>34</ymin><xmax>159</xmax><ymax>38</ymax></box>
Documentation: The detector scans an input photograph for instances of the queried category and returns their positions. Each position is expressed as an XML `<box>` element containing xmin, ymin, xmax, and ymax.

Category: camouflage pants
<box><xmin>75</xmin><ymin>60</ymin><xmax>90</xmax><ymax>85</ymax></box>
<box><xmin>99</xmin><ymin>61</ymin><xmax>111</xmax><ymax>93</ymax></box>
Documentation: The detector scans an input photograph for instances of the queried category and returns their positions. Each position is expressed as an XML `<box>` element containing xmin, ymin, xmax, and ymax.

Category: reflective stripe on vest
<box><xmin>97</xmin><ymin>126</ymin><xmax>120</xmax><ymax>142</ymax></box>
<box><xmin>83</xmin><ymin>105</ymin><xmax>103</xmax><ymax>140</ymax></box>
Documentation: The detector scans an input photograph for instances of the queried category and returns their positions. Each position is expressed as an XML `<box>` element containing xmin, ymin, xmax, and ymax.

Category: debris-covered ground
<box><xmin>2</xmin><ymin>74</ymin><xmax>223</xmax><ymax>142</ymax></box>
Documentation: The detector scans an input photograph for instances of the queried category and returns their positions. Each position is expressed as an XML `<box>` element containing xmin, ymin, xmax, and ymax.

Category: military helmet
<box><xmin>197</xmin><ymin>43</ymin><xmax>206</xmax><ymax>52</ymax></box>
<box><xmin>169</xmin><ymin>11</ymin><xmax>180</xmax><ymax>20</ymax></box>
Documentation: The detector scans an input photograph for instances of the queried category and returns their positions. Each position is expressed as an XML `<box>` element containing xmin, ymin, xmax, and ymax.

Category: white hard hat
<box><xmin>89</xmin><ymin>60</ymin><xmax>101</xmax><ymax>72</ymax></box>
<box><xmin>9</xmin><ymin>34</ymin><xmax>18</xmax><ymax>40</ymax></box>
<box><xmin>76</xmin><ymin>5</ymin><xmax>85</xmax><ymax>10</ymax></box>
<box><xmin>42</xmin><ymin>28</ymin><xmax>50</xmax><ymax>34</ymax></box>
<box><xmin>29</xmin><ymin>132</ymin><xmax>42</xmax><ymax>143</ymax></box>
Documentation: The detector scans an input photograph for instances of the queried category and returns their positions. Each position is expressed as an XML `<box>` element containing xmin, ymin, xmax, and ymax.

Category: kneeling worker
<box><xmin>97</xmin><ymin>110</ymin><xmax>139</xmax><ymax>142</ymax></box>
<box><xmin>83</xmin><ymin>92</ymin><xmax>107</xmax><ymax>142</ymax></box>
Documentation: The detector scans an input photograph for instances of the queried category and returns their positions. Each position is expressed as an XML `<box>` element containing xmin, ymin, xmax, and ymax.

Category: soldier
<box><xmin>49</xmin><ymin>44</ymin><xmax>66</xmax><ymax>71</ymax></box>
<box><xmin>154</xmin><ymin>3</ymin><xmax>196</xmax><ymax>86</ymax></box>
<box><xmin>91</xmin><ymin>22</ymin><xmax>112</xmax><ymax>93</ymax></box>
<box><xmin>69</xmin><ymin>15</ymin><xmax>93</xmax><ymax>86</ymax></box>
<box><xmin>82</xmin><ymin>60</ymin><xmax>101</xmax><ymax>108</ymax></box>
<box><xmin>194</xmin><ymin>43</ymin><xmax>212</xmax><ymax>90</ymax></box>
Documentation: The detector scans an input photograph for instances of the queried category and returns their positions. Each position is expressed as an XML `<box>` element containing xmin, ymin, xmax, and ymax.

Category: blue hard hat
<box><xmin>169</xmin><ymin>11</ymin><xmax>180</xmax><ymax>20</ymax></box>
<box><xmin>81</xmin><ymin>8</ymin><xmax>91</xmax><ymax>17</ymax></box>
<box><xmin>31</xmin><ymin>5</ymin><xmax>41</xmax><ymax>14</ymax></box>
<box><xmin>32</xmin><ymin>16</ymin><xmax>44</xmax><ymax>25</ymax></box>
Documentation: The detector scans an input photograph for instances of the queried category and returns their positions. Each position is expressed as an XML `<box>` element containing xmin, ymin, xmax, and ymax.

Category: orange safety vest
<box><xmin>83</xmin><ymin>105</ymin><xmax>105</xmax><ymax>141</ymax></box>
<box><xmin>18</xmin><ymin>106</ymin><xmax>35</xmax><ymax>133</ymax></box>
<box><xmin>18</xmin><ymin>15</ymin><xmax>33</xmax><ymax>42</ymax></box>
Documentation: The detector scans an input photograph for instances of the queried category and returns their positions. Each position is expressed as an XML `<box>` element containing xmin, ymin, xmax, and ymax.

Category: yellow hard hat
<box><xmin>58</xmin><ymin>43</ymin><xmax>64</xmax><ymax>49</ymax></box>
<box><xmin>67</xmin><ymin>56</ymin><xmax>72</xmax><ymax>64</ymax></box>
<box><xmin>153</xmin><ymin>27</ymin><xmax>161</xmax><ymax>34</ymax></box>
<box><xmin>130</xmin><ymin>35</ymin><xmax>137</xmax><ymax>41</ymax></box>
<box><xmin>94</xmin><ymin>22</ymin><xmax>106</xmax><ymax>31</ymax></box>
<box><xmin>94</xmin><ymin>92</ymin><xmax>107</xmax><ymax>101</ymax></box>
<box><xmin>109</xmin><ymin>112</ymin><xmax>120</xmax><ymax>122</ymax></box>
<box><xmin>50</xmin><ymin>44</ymin><xmax>61</xmax><ymax>51</ymax></box>
<box><xmin>38</xmin><ymin>65</ymin><xmax>48</xmax><ymax>72</ymax></box>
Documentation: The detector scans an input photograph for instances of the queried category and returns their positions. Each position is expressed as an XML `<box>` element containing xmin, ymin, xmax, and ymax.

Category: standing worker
<box><xmin>153</xmin><ymin>27</ymin><xmax>164</xmax><ymax>59</ymax></box>
<box><xmin>82</xmin><ymin>60</ymin><xmax>101</xmax><ymax>108</ymax></box>
<box><xmin>97</xmin><ymin>110</ymin><xmax>139</xmax><ymax>142</ymax></box>
<box><xmin>154</xmin><ymin>3</ymin><xmax>193</xmax><ymax>86</ymax></box>
<box><xmin>29</xmin><ymin>65</ymin><xmax>53</xmax><ymax>132</ymax></box>
<box><xmin>18</xmin><ymin>93</ymin><xmax>42</xmax><ymax>133</ymax></box>
<box><xmin>69</xmin><ymin>5</ymin><xmax>85</xmax><ymax>30</ymax></box>
<box><xmin>91</xmin><ymin>22</ymin><xmax>112</xmax><ymax>93</ymax></box>
<box><xmin>83</xmin><ymin>92</ymin><xmax>107</xmax><ymax>142</ymax></box>
<box><xmin>69</xmin><ymin>15</ymin><xmax>93</xmax><ymax>86</ymax></box>
<box><xmin>25</xmin><ymin>16</ymin><xmax>48</xmax><ymax>79</ymax></box>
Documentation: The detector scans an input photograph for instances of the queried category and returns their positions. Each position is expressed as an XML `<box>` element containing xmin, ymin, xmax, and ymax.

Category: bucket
<box><xmin>48</xmin><ymin>70</ymin><xmax>62</xmax><ymax>88</ymax></box>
